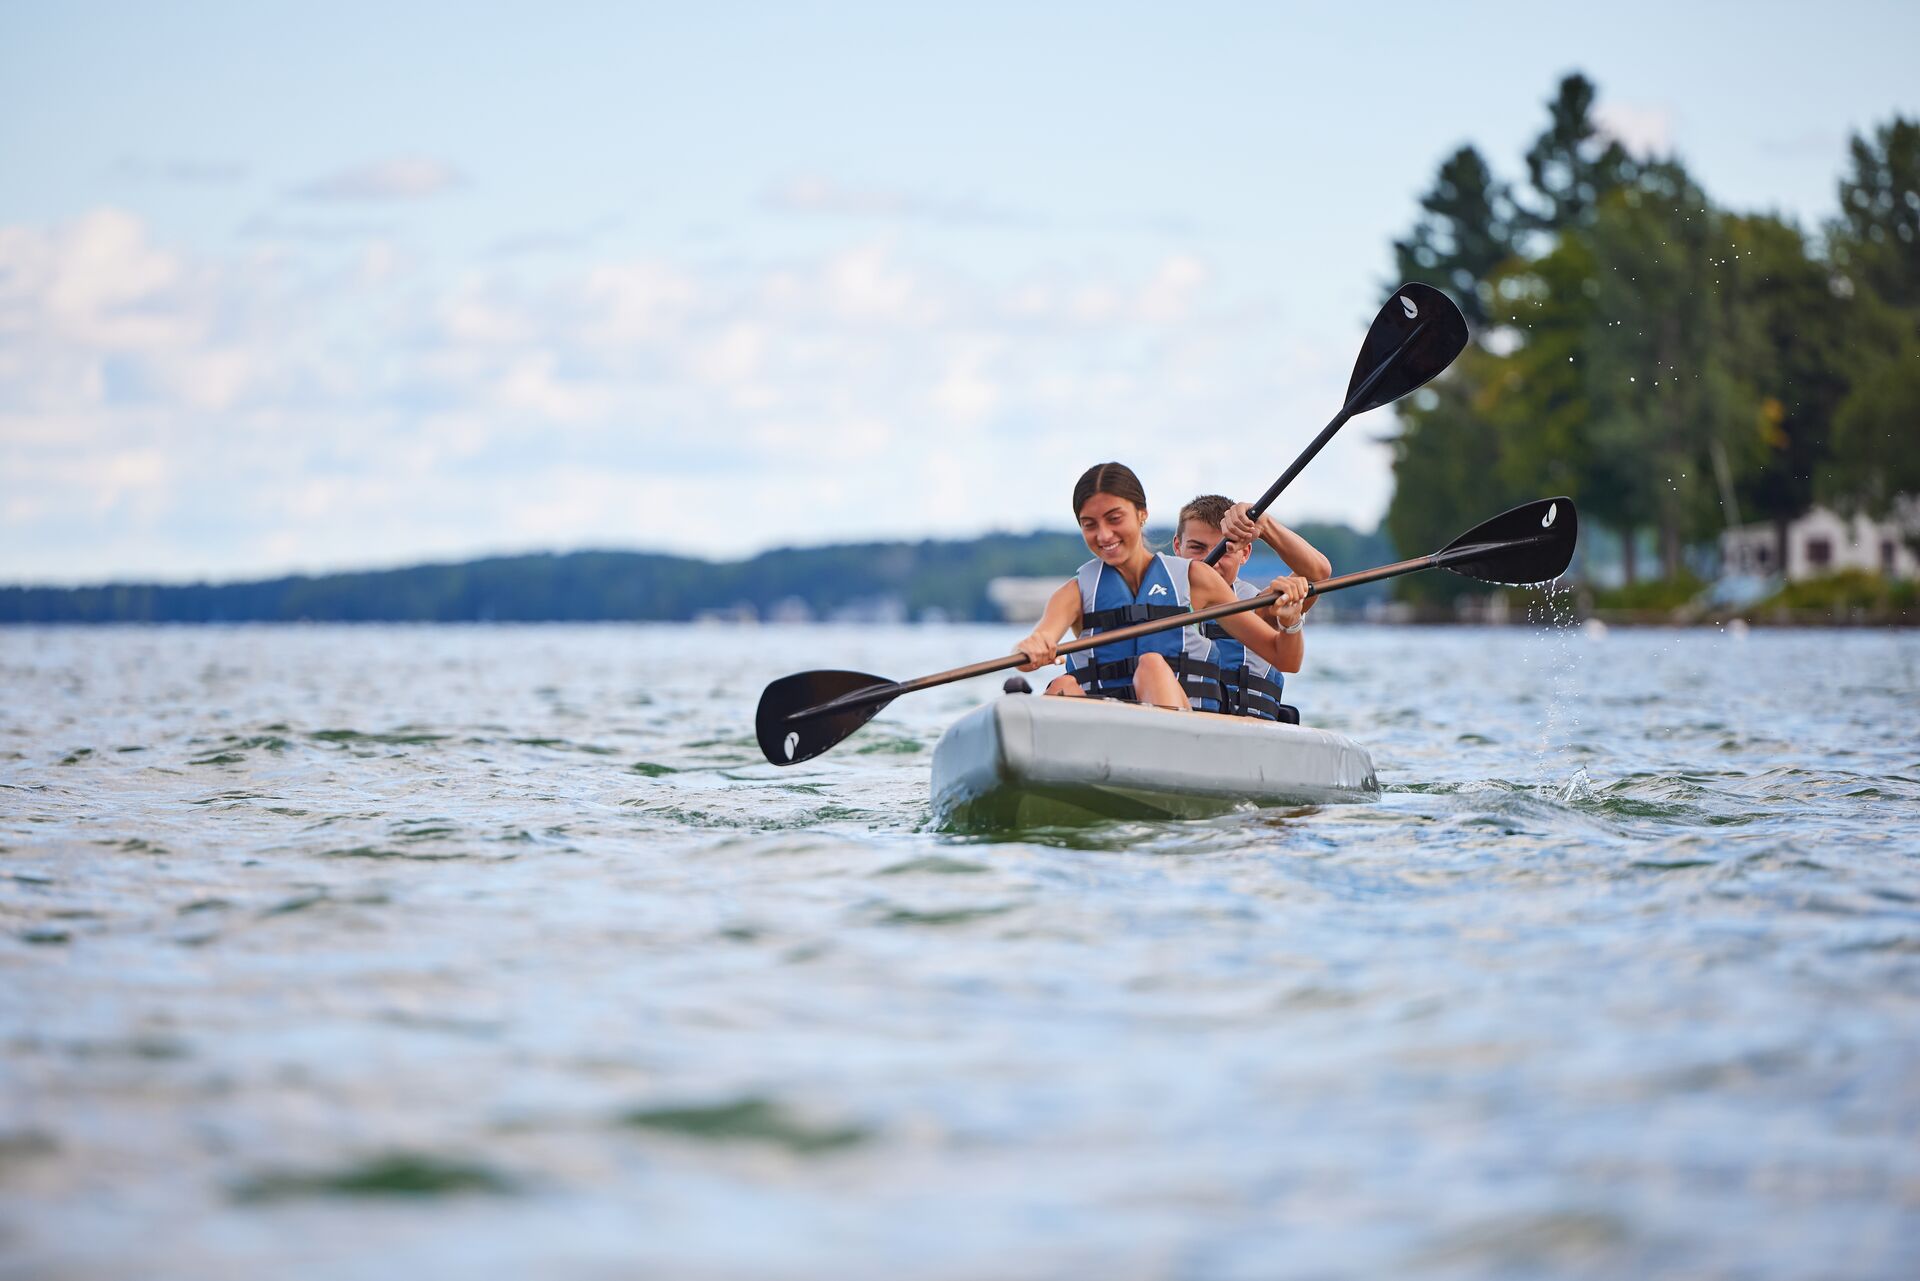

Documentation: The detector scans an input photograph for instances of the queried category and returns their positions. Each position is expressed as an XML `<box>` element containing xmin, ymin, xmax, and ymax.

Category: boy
<box><xmin>1172</xmin><ymin>496</ymin><xmax>1331</xmax><ymax>720</ymax></box>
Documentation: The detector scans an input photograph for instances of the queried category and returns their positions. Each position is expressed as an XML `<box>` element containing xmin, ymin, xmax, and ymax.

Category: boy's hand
<box><xmin>1014</xmin><ymin>632</ymin><xmax>1058</xmax><ymax>671</ymax></box>
<box><xmin>1264</xmin><ymin>575</ymin><xmax>1309</xmax><ymax>627</ymax></box>
<box><xmin>1222</xmin><ymin>502</ymin><xmax>1260</xmax><ymax>547</ymax></box>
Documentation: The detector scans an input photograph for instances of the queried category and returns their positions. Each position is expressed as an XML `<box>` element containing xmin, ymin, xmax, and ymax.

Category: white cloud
<box><xmin>1594</xmin><ymin>102</ymin><xmax>1676</xmax><ymax>159</ymax></box>
<box><xmin>930</xmin><ymin>340</ymin><xmax>1001</xmax><ymax>425</ymax></box>
<box><xmin>293</xmin><ymin>156</ymin><xmax>466</xmax><ymax>202</ymax></box>
<box><xmin>1137</xmin><ymin>254</ymin><xmax>1209</xmax><ymax>324</ymax></box>
<box><xmin>492</xmin><ymin>351</ymin><xmax>609</xmax><ymax>423</ymax></box>
<box><xmin>0</xmin><ymin>207</ymin><xmax>1367</xmax><ymax>583</ymax></box>
<box><xmin>821</xmin><ymin>243</ymin><xmax>919</xmax><ymax>321</ymax></box>
<box><xmin>764</xmin><ymin>175</ymin><xmax>1031</xmax><ymax>227</ymax></box>
<box><xmin>113</xmin><ymin>156</ymin><xmax>249</xmax><ymax>186</ymax></box>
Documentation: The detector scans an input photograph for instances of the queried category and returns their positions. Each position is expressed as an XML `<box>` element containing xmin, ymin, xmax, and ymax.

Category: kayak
<box><xmin>930</xmin><ymin>694</ymin><xmax>1379</xmax><ymax>829</ymax></box>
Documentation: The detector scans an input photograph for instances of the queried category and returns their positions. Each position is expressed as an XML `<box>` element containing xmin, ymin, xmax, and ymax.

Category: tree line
<box><xmin>1384</xmin><ymin>74</ymin><xmax>1919</xmax><ymax>598</ymax></box>
<box><xmin>0</xmin><ymin>523</ymin><xmax>1390</xmax><ymax>624</ymax></box>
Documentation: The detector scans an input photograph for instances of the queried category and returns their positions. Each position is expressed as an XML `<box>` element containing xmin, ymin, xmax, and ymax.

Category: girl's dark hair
<box><xmin>1071</xmin><ymin>462</ymin><xmax>1148</xmax><ymax>517</ymax></box>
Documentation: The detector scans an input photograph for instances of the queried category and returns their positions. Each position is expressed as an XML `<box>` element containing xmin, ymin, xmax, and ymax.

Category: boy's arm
<box><xmin>1257</xmin><ymin>516</ymin><xmax>1332</xmax><ymax>583</ymax></box>
<box><xmin>1265</xmin><ymin>589</ymin><xmax>1306</xmax><ymax>672</ymax></box>
<box><xmin>1198</xmin><ymin>564</ymin><xmax>1307</xmax><ymax>672</ymax></box>
<box><xmin>1223</xmin><ymin>502</ymin><xmax>1332</xmax><ymax>582</ymax></box>
<box><xmin>1226</xmin><ymin>503</ymin><xmax>1331</xmax><ymax>615</ymax></box>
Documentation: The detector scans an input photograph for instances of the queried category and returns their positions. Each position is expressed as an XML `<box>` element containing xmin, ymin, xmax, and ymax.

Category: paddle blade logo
<box><xmin>1400</xmin><ymin>294</ymin><xmax>1418</xmax><ymax>320</ymax></box>
<box><xmin>783</xmin><ymin>731</ymin><xmax>799</xmax><ymax>760</ymax></box>
<box><xmin>1542</xmin><ymin>503</ymin><xmax>1558</xmax><ymax>529</ymax></box>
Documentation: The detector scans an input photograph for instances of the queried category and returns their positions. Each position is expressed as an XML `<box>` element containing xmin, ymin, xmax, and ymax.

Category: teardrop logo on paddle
<box><xmin>1400</xmin><ymin>294</ymin><xmax>1418</xmax><ymax>320</ymax></box>
<box><xmin>783</xmin><ymin>731</ymin><xmax>800</xmax><ymax>760</ymax></box>
<box><xmin>1541</xmin><ymin>503</ymin><xmax>1558</xmax><ymax>529</ymax></box>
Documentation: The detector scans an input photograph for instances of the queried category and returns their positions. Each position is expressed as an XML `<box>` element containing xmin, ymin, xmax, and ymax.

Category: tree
<box><xmin>1717</xmin><ymin>214</ymin><xmax>1907</xmax><ymax>564</ymax></box>
<box><xmin>1520</xmin><ymin>73</ymin><xmax>1638</xmax><ymax>236</ymax></box>
<box><xmin>1828</xmin><ymin>334</ymin><xmax>1920</xmax><ymax>515</ymax></box>
<box><xmin>1393</xmin><ymin>145</ymin><xmax>1521</xmax><ymax>331</ymax></box>
<box><xmin>1583</xmin><ymin>163</ymin><xmax>1768</xmax><ymax>580</ymax></box>
<box><xmin>1382</xmin><ymin>347</ymin><xmax>1523</xmax><ymax>602</ymax></box>
<box><xmin>1830</xmin><ymin>117</ymin><xmax>1920</xmax><ymax>316</ymax></box>
<box><xmin>1482</xmin><ymin>233</ymin><xmax>1600</xmax><ymax>502</ymax></box>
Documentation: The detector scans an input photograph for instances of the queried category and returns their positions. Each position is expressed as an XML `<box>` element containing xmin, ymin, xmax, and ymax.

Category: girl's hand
<box><xmin>1222</xmin><ymin>502</ymin><xmax>1260</xmax><ymax>547</ymax></box>
<box><xmin>1014</xmin><ymin>632</ymin><xmax>1058</xmax><ymax>671</ymax></box>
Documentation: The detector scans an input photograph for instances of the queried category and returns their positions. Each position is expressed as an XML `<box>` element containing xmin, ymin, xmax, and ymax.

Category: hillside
<box><xmin>0</xmin><ymin>524</ymin><xmax>1393</xmax><ymax>624</ymax></box>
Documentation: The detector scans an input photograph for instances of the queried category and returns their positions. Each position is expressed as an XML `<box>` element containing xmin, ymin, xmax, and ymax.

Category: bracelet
<box><xmin>1282</xmin><ymin>618</ymin><xmax>1304</xmax><ymax>634</ymax></box>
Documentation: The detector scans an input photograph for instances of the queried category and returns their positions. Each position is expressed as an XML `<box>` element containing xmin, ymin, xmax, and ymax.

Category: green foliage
<box><xmin>1830</xmin><ymin>117</ymin><xmax>1920</xmax><ymax>314</ymax></box>
<box><xmin>0</xmin><ymin>522</ymin><xmax>1396</xmax><ymax>624</ymax></box>
<box><xmin>1394</xmin><ymin>145</ymin><xmax>1520</xmax><ymax>329</ymax></box>
<box><xmin>1383</xmin><ymin>77</ymin><xmax>1917</xmax><ymax>598</ymax></box>
<box><xmin>1588</xmin><ymin>571</ymin><xmax>1707</xmax><ymax>612</ymax></box>
<box><xmin>1722</xmin><ymin>213</ymin><xmax>1890</xmax><ymax>526</ymax></box>
<box><xmin>1827</xmin><ymin>335</ymin><xmax>1920</xmax><ymax>512</ymax></box>
<box><xmin>1386</xmin><ymin>351</ymin><xmax>1523</xmax><ymax>603</ymax></box>
<box><xmin>1583</xmin><ymin>163</ymin><xmax>1768</xmax><ymax>575</ymax></box>
<box><xmin>1520</xmin><ymin>72</ymin><xmax>1638</xmax><ymax>234</ymax></box>
<box><xmin>1755</xmin><ymin>570</ymin><xmax>1917</xmax><ymax>614</ymax></box>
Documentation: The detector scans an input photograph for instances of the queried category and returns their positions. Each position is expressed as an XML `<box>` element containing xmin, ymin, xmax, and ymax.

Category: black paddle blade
<box><xmin>1439</xmin><ymin>497</ymin><xmax>1579</xmax><ymax>586</ymax></box>
<box><xmin>1345</xmin><ymin>283</ymin><xmax>1470</xmax><ymax>414</ymax></box>
<box><xmin>755</xmin><ymin>669</ymin><xmax>896</xmax><ymax>766</ymax></box>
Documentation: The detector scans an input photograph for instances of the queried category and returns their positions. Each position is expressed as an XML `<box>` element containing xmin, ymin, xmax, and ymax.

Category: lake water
<box><xmin>3</xmin><ymin>621</ymin><xmax>1917</xmax><ymax>1279</ymax></box>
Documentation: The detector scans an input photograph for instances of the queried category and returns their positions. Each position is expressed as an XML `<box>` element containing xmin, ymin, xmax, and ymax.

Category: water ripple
<box><xmin>1</xmin><ymin>622</ymin><xmax>1916</xmax><ymax>1279</ymax></box>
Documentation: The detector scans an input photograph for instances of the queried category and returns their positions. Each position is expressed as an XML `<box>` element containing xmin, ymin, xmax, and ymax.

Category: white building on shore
<box><xmin>1720</xmin><ymin>503</ymin><xmax>1918</xmax><ymax>582</ymax></box>
<box><xmin>986</xmin><ymin>577</ymin><xmax>1064</xmax><ymax>623</ymax></box>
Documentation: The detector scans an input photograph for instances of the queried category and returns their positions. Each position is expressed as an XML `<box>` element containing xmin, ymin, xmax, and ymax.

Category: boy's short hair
<box><xmin>1177</xmin><ymin>494</ymin><xmax>1233</xmax><ymax>537</ymax></box>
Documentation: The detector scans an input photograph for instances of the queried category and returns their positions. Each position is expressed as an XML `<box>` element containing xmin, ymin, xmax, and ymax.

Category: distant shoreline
<box><xmin>1</xmin><ymin>614</ymin><xmax>1909</xmax><ymax>630</ymax></box>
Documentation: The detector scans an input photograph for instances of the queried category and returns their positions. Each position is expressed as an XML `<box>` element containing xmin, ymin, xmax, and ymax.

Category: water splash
<box><xmin>1523</xmin><ymin>576</ymin><xmax>1584</xmax><ymax>792</ymax></box>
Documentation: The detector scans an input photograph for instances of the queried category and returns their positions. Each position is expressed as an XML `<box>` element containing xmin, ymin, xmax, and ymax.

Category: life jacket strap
<box><xmin>1082</xmin><ymin>602</ymin><xmax>1189</xmax><ymax>631</ymax></box>
<box><xmin>1170</xmin><ymin>655</ymin><xmax>1224</xmax><ymax>708</ymax></box>
<box><xmin>1081</xmin><ymin>657</ymin><xmax>1147</xmax><ymax>688</ymax></box>
<box><xmin>1221</xmin><ymin>668</ymin><xmax>1287</xmax><ymax>720</ymax></box>
<box><xmin>1078</xmin><ymin>653</ymin><xmax>1224</xmax><ymax>710</ymax></box>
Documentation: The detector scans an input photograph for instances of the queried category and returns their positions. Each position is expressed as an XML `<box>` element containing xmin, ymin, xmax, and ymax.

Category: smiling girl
<box><xmin>1013</xmin><ymin>462</ymin><xmax>1309</xmax><ymax>711</ymax></box>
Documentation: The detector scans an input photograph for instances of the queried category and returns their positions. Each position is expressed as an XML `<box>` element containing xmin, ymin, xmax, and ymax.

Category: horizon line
<box><xmin>0</xmin><ymin>518</ymin><xmax>1381</xmax><ymax>592</ymax></box>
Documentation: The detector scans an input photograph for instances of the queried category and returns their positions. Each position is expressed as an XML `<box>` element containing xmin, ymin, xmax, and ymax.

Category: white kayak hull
<box><xmin>931</xmin><ymin>695</ymin><xmax>1379</xmax><ymax>829</ymax></box>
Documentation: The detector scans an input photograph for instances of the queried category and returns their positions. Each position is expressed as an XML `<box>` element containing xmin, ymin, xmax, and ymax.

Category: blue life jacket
<box><xmin>1200</xmin><ymin>577</ymin><xmax>1287</xmax><ymax>721</ymax></box>
<box><xmin>1067</xmin><ymin>553</ymin><xmax>1222</xmax><ymax>710</ymax></box>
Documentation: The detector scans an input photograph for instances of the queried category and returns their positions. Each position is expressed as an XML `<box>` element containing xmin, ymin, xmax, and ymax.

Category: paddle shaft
<box><xmin>1202</xmin><ymin>317</ymin><xmax>1430</xmax><ymax>567</ymax></box>
<box><xmin>786</xmin><ymin>534</ymin><xmax>1549</xmax><ymax>724</ymax></box>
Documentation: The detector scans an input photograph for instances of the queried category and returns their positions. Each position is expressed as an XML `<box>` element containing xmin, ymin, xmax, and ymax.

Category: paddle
<box><xmin>1204</xmin><ymin>281</ymin><xmax>1469</xmax><ymax>566</ymax></box>
<box><xmin>756</xmin><ymin>497</ymin><xmax>1578</xmax><ymax>766</ymax></box>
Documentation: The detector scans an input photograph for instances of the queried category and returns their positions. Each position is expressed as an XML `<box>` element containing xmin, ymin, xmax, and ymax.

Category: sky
<box><xmin>3</xmin><ymin>0</ymin><xmax>1917</xmax><ymax>584</ymax></box>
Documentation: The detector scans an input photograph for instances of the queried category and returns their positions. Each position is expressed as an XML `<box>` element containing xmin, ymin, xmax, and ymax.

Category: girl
<box><xmin>1013</xmin><ymin>462</ymin><xmax>1309</xmax><ymax>711</ymax></box>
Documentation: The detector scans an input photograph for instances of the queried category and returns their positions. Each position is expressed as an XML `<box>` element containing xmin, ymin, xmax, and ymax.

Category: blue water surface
<box><xmin>2</xmin><ymin>621</ymin><xmax>1917</xmax><ymax>1279</ymax></box>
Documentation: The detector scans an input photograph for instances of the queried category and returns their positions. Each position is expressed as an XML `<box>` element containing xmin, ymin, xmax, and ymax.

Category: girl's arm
<box><xmin>1013</xmin><ymin>579</ymin><xmax>1082</xmax><ymax>671</ymax></box>
<box><xmin>1187</xmin><ymin>561</ymin><xmax>1307</xmax><ymax>673</ymax></box>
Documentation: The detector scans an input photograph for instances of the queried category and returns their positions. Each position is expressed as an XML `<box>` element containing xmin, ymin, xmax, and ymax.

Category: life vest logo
<box><xmin>783</xmin><ymin>731</ymin><xmax>800</xmax><ymax>759</ymax></box>
<box><xmin>1147</xmin><ymin>584</ymin><xmax>1169</xmax><ymax>597</ymax></box>
<box><xmin>1541</xmin><ymin>503</ymin><xmax>1558</xmax><ymax>529</ymax></box>
<box><xmin>1400</xmin><ymin>294</ymin><xmax>1418</xmax><ymax>320</ymax></box>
